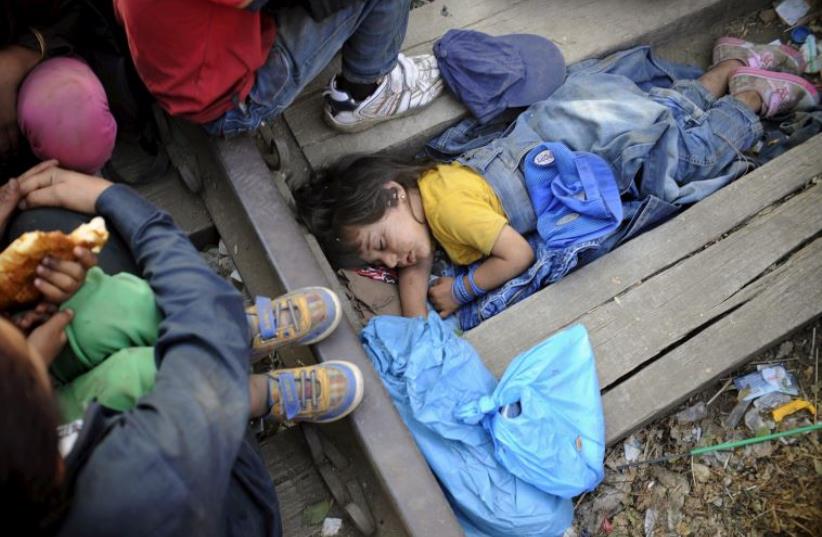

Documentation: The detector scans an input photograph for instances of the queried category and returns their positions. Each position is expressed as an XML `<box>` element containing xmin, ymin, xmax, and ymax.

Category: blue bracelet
<box><xmin>451</xmin><ymin>275</ymin><xmax>473</xmax><ymax>305</ymax></box>
<box><xmin>467</xmin><ymin>269</ymin><xmax>486</xmax><ymax>297</ymax></box>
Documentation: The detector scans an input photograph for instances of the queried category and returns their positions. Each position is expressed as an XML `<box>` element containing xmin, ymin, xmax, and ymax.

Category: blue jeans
<box><xmin>206</xmin><ymin>0</ymin><xmax>411</xmax><ymax>135</ymax></box>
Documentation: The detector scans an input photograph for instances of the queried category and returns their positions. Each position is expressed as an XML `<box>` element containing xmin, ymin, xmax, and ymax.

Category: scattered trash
<box><xmin>743</xmin><ymin>407</ymin><xmax>775</xmax><ymax>435</ymax></box>
<box><xmin>600</xmin><ymin>516</ymin><xmax>613</xmax><ymax>534</ymax></box>
<box><xmin>676</xmin><ymin>401</ymin><xmax>707</xmax><ymax>424</ymax></box>
<box><xmin>725</xmin><ymin>397</ymin><xmax>752</xmax><ymax>428</ymax></box>
<box><xmin>617</xmin><ymin>423</ymin><xmax>822</xmax><ymax>469</ymax></box>
<box><xmin>321</xmin><ymin>517</ymin><xmax>343</xmax><ymax>537</ymax></box>
<box><xmin>218</xmin><ymin>239</ymin><xmax>229</xmax><ymax>256</ymax></box>
<box><xmin>775</xmin><ymin>0</ymin><xmax>811</xmax><ymax>26</ymax></box>
<box><xmin>643</xmin><ymin>508</ymin><xmax>656</xmax><ymax>537</ymax></box>
<box><xmin>772</xmin><ymin>399</ymin><xmax>817</xmax><ymax>422</ymax></box>
<box><xmin>623</xmin><ymin>435</ymin><xmax>642</xmax><ymax>463</ymax></box>
<box><xmin>752</xmin><ymin>391</ymin><xmax>792</xmax><ymax>411</ymax></box>
<box><xmin>790</xmin><ymin>25</ymin><xmax>812</xmax><ymax>44</ymax></box>
<box><xmin>230</xmin><ymin>269</ymin><xmax>243</xmax><ymax>284</ymax></box>
<box><xmin>591</xmin><ymin>486</ymin><xmax>628</xmax><ymax>517</ymax></box>
<box><xmin>302</xmin><ymin>500</ymin><xmax>332</xmax><ymax>527</ymax></box>
<box><xmin>800</xmin><ymin>33</ymin><xmax>820</xmax><ymax>72</ymax></box>
<box><xmin>733</xmin><ymin>365</ymin><xmax>799</xmax><ymax>401</ymax></box>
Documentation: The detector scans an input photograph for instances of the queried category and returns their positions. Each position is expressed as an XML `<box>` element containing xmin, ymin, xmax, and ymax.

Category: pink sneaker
<box><xmin>713</xmin><ymin>37</ymin><xmax>805</xmax><ymax>74</ymax></box>
<box><xmin>729</xmin><ymin>67</ymin><xmax>819</xmax><ymax>118</ymax></box>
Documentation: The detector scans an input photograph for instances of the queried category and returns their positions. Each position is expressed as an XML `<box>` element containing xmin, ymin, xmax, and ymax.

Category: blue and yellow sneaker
<box><xmin>266</xmin><ymin>361</ymin><xmax>364</xmax><ymax>423</ymax></box>
<box><xmin>248</xmin><ymin>286</ymin><xmax>342</xmax><ymax>361</ymax></box>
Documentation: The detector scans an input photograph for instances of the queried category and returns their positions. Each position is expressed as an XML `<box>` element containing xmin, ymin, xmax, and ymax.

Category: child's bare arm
<box><xmin>474</xmin><ymin>225</ymin><xmax>534</xmax><ymax>291</ymax></box>
<box><xmin>399</xmin><ymin>253</ymin><xmax>433</xmax><ymax>318</ymax></box>
<box><xmin>429</xmin><ymin>225</ymin><xmax>533</xmax><ymax>317</ymax></box>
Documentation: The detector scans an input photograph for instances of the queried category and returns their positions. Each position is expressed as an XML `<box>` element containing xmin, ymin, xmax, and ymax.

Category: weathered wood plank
<box><xmin>466</xmin><ymin>134</ymin><xmax>822</xmax><ymax>376</ymax></box>
<box><xmin>286</xmin><ymin>0</ymin><xmax>765</xmax><ymax>169</ymax></box>
<box><xmin>602</xmin><ymin>237</ymin><xmax>822</xmax><ymax>444</ymax></box>
<box><xmin>590</xmin><ymin>183</ymin><xmax>821</xmax><ymax>389</ymax></box>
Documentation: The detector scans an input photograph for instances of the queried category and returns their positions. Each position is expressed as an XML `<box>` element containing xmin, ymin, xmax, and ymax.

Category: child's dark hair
<box><xmin>0</xmin><ymin>346</ymin><xmax>66</xmax><ymax>535</ymax></box>
<box><xmin>296</xmin><ymin>155</ymin><xmax>434</xmax><ymax>267</ymax></box>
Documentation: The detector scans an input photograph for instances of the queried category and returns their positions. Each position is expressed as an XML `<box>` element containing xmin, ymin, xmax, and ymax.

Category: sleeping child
<box><xmin>298</xmin><ymin>39</ymin><xmax>818</xmax><ymax>328</ymax></box>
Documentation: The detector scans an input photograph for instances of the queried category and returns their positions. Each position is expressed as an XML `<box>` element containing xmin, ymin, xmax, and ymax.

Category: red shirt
<box><xmin>114</xmin><ymin>0</ymin><xmax>276</xmax><ymax>123</ymax></box>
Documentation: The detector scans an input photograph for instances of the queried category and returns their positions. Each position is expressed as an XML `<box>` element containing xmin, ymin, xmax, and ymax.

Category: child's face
<box><xmin>350</xmin><ymin>185</ymin><xmax>432</xmax><ymax>269</ymax></box>
<box><xmin>0</xmin><ymin>317</ymin><xmax>51</xmax><ymax>392</ymax></box>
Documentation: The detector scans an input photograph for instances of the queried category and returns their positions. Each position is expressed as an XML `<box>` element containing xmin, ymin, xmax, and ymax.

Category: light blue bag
<box><xmin>362</xmin><ymin>314</ymin><xmax>573</xmax><ymax>537</ymax></box>
<box><xmin>456</xmin><ymin>324</ymin><xmax>606</xmax><ymax>498</ymax></box>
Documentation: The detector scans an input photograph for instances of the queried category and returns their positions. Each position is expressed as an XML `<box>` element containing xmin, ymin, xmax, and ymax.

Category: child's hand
<box><xmin>16</xmin><ymin>160</ymin><xmax>113</xmax><ymax>214</ymax></box>
<box><xmin>27</xmin><ymin>309</ymin><xmax>74</xmax><ymax>367</ymax></box>
<box><xmin>10</xmin><ymin>302</ymin><xmax>58</xmax><ymax>334</ymax></box>
<box><xmin>428</xmin><ymin>276</ymin><xmax>460</xmax><ymax>319</ymax></box>
<box><xmin>35</xmin><ymin>247</ymin><xmax>98</xmax><ymax>304</ymax></box>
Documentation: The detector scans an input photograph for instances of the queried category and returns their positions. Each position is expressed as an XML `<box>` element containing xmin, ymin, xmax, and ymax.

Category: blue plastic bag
<box><xmin>362</xmin><ymin>314</ymin><xmax>573</xmax><ymax>537</ymax></box>
<box><xmin>457</xmin><ymin>324</ymin><xmax>606</xmax><ymax>498</ymax></box>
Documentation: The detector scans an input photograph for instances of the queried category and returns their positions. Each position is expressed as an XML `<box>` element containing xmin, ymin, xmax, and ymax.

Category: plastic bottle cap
<box><xmin>790</xmin><ymin>26</ymin><xmax>811</xmax><ymax>44</ymax></box>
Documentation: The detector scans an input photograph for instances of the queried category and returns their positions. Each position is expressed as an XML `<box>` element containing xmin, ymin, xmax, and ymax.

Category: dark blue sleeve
<box><xmin>59</xmin><ymin>184</ymin><xmax>252</xmax><ymax>535</ymax></box>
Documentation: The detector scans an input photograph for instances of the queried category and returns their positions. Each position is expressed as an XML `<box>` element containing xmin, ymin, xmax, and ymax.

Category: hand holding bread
<box><xmin>0</xmin><ymin>218</ymin><xmax>107</xmax><ymax>308</ymax></box>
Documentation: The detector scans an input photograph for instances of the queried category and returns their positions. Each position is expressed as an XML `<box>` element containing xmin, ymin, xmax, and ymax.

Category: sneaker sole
<box><xmin>312</xmin><ymin>360</ymin><xmax>365</xmax><ymax>423</ymax></box>
<box><xmin>715</xmin><ymin>37</ymin><xmax>805</xmax><ymax>72</ymax></box>
<box><xmin>733</xmin><ymin>67</ymin><xmax>819</xmax><ymax>100</ymax></box>
<box><xmin>299</xmin><ymin>286</ymin><xmax>344</xmax><ymax>346</ymax></box>
<box><xmin>323</xmin><ymin>91</ymin><xmax>442</xmax><ymax>134</ymax></box>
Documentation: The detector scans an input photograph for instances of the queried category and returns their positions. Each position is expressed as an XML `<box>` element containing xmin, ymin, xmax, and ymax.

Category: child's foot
<box><xmin>266</xmin><ymin>361</ymin><xmax>364</xmax><ymax>423</ymax></box>
<box><xmin>323</xmin><ymin>53</ymin><xmax>444</xmax><ymax>133</ymax></box>
<box><xmin>713</xmin><ymin>37</ymin><xmax>805</xmax><ymax>74</ymax></box>
<box><xmin>729</xmin><ymin>67</ymin><xmax>819</xmax><ymax>118</ymax></box>
<box><xmin>248</xmin><ymin>287</ymin><xmax>342</xmax><ymax>360</ymax></box>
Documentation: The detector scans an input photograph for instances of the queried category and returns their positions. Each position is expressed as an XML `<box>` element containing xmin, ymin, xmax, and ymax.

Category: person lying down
<box><xmin>298</xmin><ymin>39</ymin><xmax>818</xmax><ymax>330</ymax></box>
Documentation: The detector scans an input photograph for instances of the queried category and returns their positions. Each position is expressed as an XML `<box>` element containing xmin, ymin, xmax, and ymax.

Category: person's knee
<box><xmin>17</xmin><ymin>58</ymin><xmax>117</xmax><ymax>174</ymax></box>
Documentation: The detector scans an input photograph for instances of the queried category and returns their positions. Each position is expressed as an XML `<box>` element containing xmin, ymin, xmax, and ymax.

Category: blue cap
<box><xmin>522</xmin><ymin>142</ymin><xmax>622</xmax><ymax>248</ymax></box>
<box><xmin>434</xmin><ymin>29</ymin><xmax>566</xmax><ymax>124</ymax></box>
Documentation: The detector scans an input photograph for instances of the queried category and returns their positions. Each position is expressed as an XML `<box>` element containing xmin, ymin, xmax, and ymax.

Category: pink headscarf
<box><xmin>17</xmin><ymin>57</ymin><xmax>117</xmax><ymax>174</ymax></box>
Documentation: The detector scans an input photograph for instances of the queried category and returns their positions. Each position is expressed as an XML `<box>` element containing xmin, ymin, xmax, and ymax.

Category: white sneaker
<box><xmin>323</xmin><ymin>53</ymin><xmax>444</xmax><ymax>133</ymax></box>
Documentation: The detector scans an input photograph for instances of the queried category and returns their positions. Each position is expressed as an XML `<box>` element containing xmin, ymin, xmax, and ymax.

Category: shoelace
<box><xmin>298</xmin><ymin>369</ymin><xmax>321</xmax><ymax>411</ymax></box>
<box><xmin>274</xmin><ymin>298</ymin><xmax>301</xmax><ymax>339</ymax></box>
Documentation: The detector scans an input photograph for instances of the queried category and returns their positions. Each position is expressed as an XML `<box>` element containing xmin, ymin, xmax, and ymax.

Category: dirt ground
<box><xmin>570</xmin><ymin>318</ymin><xmax>821</xmax><ymax>537</ymax></box>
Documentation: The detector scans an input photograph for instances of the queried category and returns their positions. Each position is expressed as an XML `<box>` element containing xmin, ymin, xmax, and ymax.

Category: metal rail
<box><xmin>198</xmin><ymin>133</ymin><xmax>464</xmax><ymax>537</ymax></box>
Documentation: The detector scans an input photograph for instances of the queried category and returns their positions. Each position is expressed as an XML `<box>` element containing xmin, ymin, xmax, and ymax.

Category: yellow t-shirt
<box><xmin>419</xmin><ymin>163</ymin><xmax>508</xmax><ymax>265</ymax></box>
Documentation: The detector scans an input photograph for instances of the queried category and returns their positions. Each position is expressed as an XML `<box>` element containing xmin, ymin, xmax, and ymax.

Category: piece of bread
<box><xmin>0</xmin><ymin>217</ymin><xmax>109</xmax><ymax>309</ymax></box>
